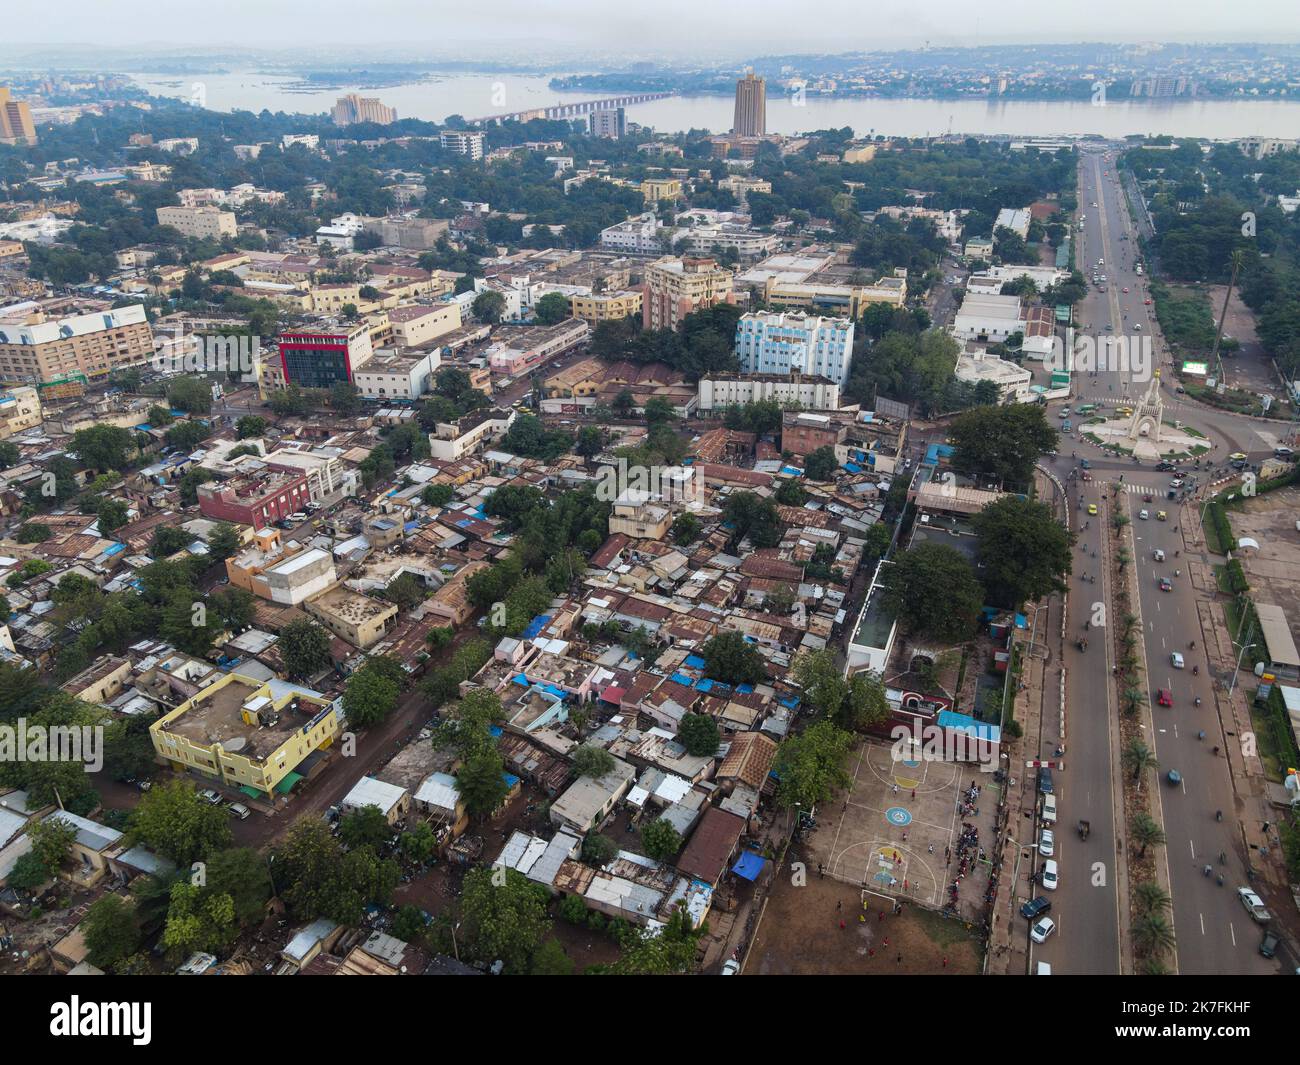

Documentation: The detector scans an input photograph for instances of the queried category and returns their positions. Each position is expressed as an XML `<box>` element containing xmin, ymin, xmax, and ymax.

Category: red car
<box><xmin>1144</xmin><ymin>298</ymin><xmax>1152</xmax><ymax>305</ymax></box>
<box><xmin>1156</xmin><ymin>689</ymin><xmax>1173</xmax><ymax>707</ymax></box>
<box><xmin>1122</xmin><ymin>286</ymin><xmax>1130</xmax><ymax>293</ymax></box>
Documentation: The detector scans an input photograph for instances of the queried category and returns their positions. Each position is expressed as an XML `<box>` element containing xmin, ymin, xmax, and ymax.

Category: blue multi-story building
<box><xmin>734</xmin><ymin>310</ymin><xmax>855</xmax><ymax>385</ymax></box>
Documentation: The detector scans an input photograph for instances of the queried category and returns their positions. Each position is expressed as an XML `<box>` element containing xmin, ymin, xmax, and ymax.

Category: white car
<box><xmin>721</xmin><ymin>958</ymin><xmax>741</xmax><ymax>975</ymax></box>
<box><xmin>1169</xmin><ymin>478</ymin><xmax>1184</xmax><ymax>488</ymax></box>
<box><xmin>201</xmin><ymin>789</ymin><xmax>222</xmax><ymax>805</ymax></box>
<box><xmin>1139</xmin><ymin>509</ymin><xmax>1149</xmax><ymax>520</ymax></box>
<box><xmin>1041</xmin><ymin>793</ymin><xmax>1058</xmax><ymax>824</ymax></box>
<box><xmin>1153</xmin><ymin>548</ymin><xmax>1165</xmax><ymax>562</ymax></box>
<box><xmin>1040</xmin><ymin>860</ymin><xmax>1059</xmax><ymax>891</ymax></box>
<box><xmin>1237</xmin><ymin>887</ymin><xmax>1271</xmax><ymax>923</ymax></box>
<box><xmin>1030</xmin><ymin>916</ymin><xmax>1057</xmax><ymax>944</ymax></box>
<box><xmin>1171</xmin><ymin>652</ymin><xmax>1185</xmax><ymax>669</ymax></box>
<box><xmin>1038</xmin><ymin>829</ymin><xmax>1055</xmax><ymax>857</ymax></box>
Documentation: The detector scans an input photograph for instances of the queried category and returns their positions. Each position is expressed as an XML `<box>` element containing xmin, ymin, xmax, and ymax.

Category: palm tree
<box><xmin>1131</xmin><ymin>813</ymin><xmax>1167</xmax><ymax>858</ymax></box>
<box><xmin>1134</xmin><ymin>881</ymin><xmax>1172</xmax><ymax>915</ymax></box>
<box><xmin>1209</xmin><ymin>248</ymin><xmax>1245</xmax><ymax>385</ymax></box>
<box><xmin>1112</xmin><ymin>512</ymin><xmax>1131</xmax><ymax>537</ymax></box>
<box><xmin>1132</xmin><ymin>911</ymin><xmax>1176</xmax><ymax>956</ymax></box>
<box><xmin>1123</xmin><ymin>740</ymin><xmax>1159</xmax><ymax>784</ymax></box>
<box><xmin>1139</xmin><ymin>954</ymin><xmax>1171</xmax><ymax>975</ymax></box>
<box><xmin>1122</xmin><ymin>685</ymin><xmax>1145</xmax><ymax>716</ymax></box>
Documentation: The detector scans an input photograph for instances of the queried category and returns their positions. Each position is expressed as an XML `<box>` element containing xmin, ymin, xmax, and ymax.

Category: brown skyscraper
<box><xmin>0</xmin><ymin>88</ymin><xmax>37</xmax><ymax>145</ymax></box>
<box><xmin>733</xmin><ymin>72</ymin><xmax>766</xmax><ymax>137</ymax></box>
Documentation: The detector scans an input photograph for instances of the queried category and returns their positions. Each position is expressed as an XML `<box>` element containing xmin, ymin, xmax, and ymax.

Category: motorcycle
<box><xmin>1193</xmin><ymin>665</ymin><xmax>1199</xmax><ymax>675</ymax></box>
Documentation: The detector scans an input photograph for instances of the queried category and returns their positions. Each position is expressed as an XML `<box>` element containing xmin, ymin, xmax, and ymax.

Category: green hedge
<box><xmin>1225</xmin><ymin>558</ymin><xmax>1250</xmax><ymax>596</ymax></box>
<box><xmin>1204</xmin><ymin>501</ymin><xmax>1236</xmax><ymax>554</ymax></box>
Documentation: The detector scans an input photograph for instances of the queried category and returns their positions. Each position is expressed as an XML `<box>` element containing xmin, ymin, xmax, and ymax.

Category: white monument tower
<box><xmin>1126</xmin><ymin>369</ymin><xmax>1164</xmax><ymax>443</ymax></box>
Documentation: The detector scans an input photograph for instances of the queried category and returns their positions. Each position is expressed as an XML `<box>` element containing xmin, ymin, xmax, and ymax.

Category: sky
<box><xmin>4</xmin><ymin>0</ymin><xmax>1299</xmax><ymax>59</ymax></box>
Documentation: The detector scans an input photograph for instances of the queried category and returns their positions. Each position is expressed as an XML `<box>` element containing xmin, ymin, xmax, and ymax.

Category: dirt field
<box><xmin>1227</xmin><ymin>485</ymin><xmax>1300</xmax><ymax>621</ymax></box>
<box><xmin>801</xmin><ymin>739</ymin><xmax>1000</xmax><ymax>922</ymax></box>
<box><xmin>744</xmin><ymin>861</ymin><xmax>983</xmax><ymax>974</ymax></box>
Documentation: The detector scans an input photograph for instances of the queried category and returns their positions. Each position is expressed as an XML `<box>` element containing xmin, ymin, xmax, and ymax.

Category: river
<box><xmin>127</xmin><ymin>70</ymin><xmax>1300</xmax><ymax>140</ymax></box>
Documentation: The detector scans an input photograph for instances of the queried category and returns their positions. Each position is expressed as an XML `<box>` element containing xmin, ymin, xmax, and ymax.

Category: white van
<box><xmin>1041</xmin><ymin>793</ymin><xmax>1058</xmax><ymax>824</ymax></box>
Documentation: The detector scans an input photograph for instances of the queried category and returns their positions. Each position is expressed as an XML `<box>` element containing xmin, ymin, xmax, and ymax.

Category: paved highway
<box><xmin>1036</xmin><ymin>148</ymin><xmax>1278</xmax><ymax>973</ymax></box>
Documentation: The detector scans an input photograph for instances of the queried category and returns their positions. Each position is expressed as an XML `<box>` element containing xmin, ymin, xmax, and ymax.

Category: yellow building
<box><xmin>0</xmin><ymin>88</ymin><xmax>37</xmax><ymax>145</ymax></box>
<box><xmin>642</xmin><ymin>256</ymin><xmax>736</xmax><ymax>331</ymax></box>
<box><xmin>841</xmin><ymin>144</ymin><xmax>878</xmax><ymax>163</ymax></box>
<box><xmin>641</xmin><ymin>177</ymin><xmax>683</xmax><ymax>203</ymax></box>
<box><xmin>569</xmin><ymin>289</ymin><xmax>642</xmax><ymax>323</ymax></box>
<box><xmin>149</xmin><ymin>673</ymin><xmax>339</xmax><ymax>798</ymax></box>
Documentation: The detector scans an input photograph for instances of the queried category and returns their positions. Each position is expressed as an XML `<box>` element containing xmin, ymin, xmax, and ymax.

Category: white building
<box><xmin>952</xmin><ymin>292</ymin><xmax>1024</xmax><ymax>344</ymax></box>
<box><xmin>734</xmin><ymin>310</ymin><xmax>855</xmax><ymax>385</ymax></box>
<box><xmin>315</xmin><ymin>212</ymin><xmax>366</xmax><ymax>251</ymax></box>
<box><xmin>698</xmin><ymin>372</ymin><xmax>841</xmax><ymax>412</ymax></box>
<box><xmin>600</xmin><ymin>213</ymin><xmax>665</xmax><ymax>255</ymax></box>
<box><xmin>994</xmin><ymin>208</ymin><xmax>1031</xmax><ymax>240</ymax></box>
<box><xmin>440</xmin><ymin>130</ymin><xmax>485</xmax><ymax>159</ymax></box>
<box><xmin>954</xmin><ymin>350</ymin><xmax>1033</xmax><ymax>404</ymax></box>
<box><xmin>352</xmin><ymin>348</ymin><xmax>441</xmax><ymax>401</ymax></box>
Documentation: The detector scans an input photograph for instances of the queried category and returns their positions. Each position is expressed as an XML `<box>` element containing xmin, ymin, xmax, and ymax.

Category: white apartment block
<box><xmin>156</xmin><ymin>205</ymin><xmax>237</xmax><ymax>240</ymax></box>
<box><xmin>734</xmin><ymin>311</ymin><xmax>855</xmax><ymax>385</ymax></box>
<box><xmin>954</xmin><ymin>351</ymin><xmax>1033</xmax><ymax>404</ymax></box>
<box><xmin>352</xmin><ymin>348</ymin><xmax>441</xmax><ymax>401</ymax></box>
<box><xmin>440</xmin><ymin>131</ymin><xmax>485</xmax><ymax>159</ymax></box>
<box><xmin>951</xmin><ymin>292</ymin><xmax>1024</xmax><ymax>344</ymax></box>
<box><xmin>599</xmin><ymin>213</ymin><xmax>665</xmax><ymax>255</ymax></box>
<box><xmin>698</xmin><ymin>372</ymin><xmax>840</xmax><ymax>411</ymax></box>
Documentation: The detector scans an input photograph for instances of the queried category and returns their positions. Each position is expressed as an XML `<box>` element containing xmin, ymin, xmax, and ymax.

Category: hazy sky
<box><xmin>5</xmin><ymin>0</ymin><xmax>1300</xmax><ymax>58</ymax></box>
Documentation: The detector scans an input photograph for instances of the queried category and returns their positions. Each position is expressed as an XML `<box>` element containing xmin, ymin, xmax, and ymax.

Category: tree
<box><xmin>671</xmin><ymin>512</ymin><xmax>700</xmax><ymax>544</ymax></box>
<box><xmin>948</xmin><ymin>404</ymin><xmax>1057</xmax><ymax>489</ymax></box>
<box><xmin>774</xmin><ymin>720</ymin><xmax>853</xmax><ymax>809</ymax></box>
<box><xmin>881</xmin><ymin>543</ymin><xmax>983</xmax><ymax>642</ymax></box>
<box><xmin>342</xmin><ymin>660</ymin><xmax>401</xmax><ymax>729</ymax></box>
<box><xmin>73</xmin><ymin>424</ymin><xmax>136</xmax><ymax>471</ymax></box>
<box><xmin>701</xmin><ymin>631</ymin><xmax>766</xmax><ymax>686</ymax></box>
<box><xmin>534</xmin><ymin>292</ymin><xmax>570</xmax><ymax>326</ymax></box>
<box><xmin>96</xmin><ymin>497</ymin><xmax>130</xmax><ymax>534</ymax></box>
<box><xmin>339</xmin><ymin>805</ymin><xmax>391</xmax><ymax>851</ymax></box>
<box><xmin>129</xmin><ymin>780</ymin><xmax>233</xmax><ymax>865</ymax></box>
<box><xmin>458</xmin><ymin>866</ymin><xmax>551</xmax><ymax>974</ymax></box>
<box><xmin>640</xmin><ymin>818</ymin><xmax>682</xmax><ymax>861</ymax></box>
<box><xmin>205</xmin><ymin>847</ymin><xmax>272</xmax><ymax>925</ymax></box>
<box><xmin>678</xmin><ymin>713</ymin><xmax>720</xmax><ymax>756</ymax></box>
<box><xmin>166</xmin><ymin>376</ymin><xmax>213</xmax><ymax>415</ymax></box>
<box><xmin>572</xmin><ymin>744</ymin><xmax>615</xmax><ymax>778</ymax></box>
<box><xmin>472</xmin><ymin>289</ymin><xmax>507</xmax><ymax>324</ymax></box>
<box><xmin>1123</xmin><ymin>740</ymin><xmax>1159</xmax><ymax>784</ymax></box>
<box><xmin>274</xmin><ymin>818</ymin><xmax>398</xmax><ymax>925</ymax></box>
<box><xmin>162</xmin><ymin>880</ymin><xmax>237</xmax><ymax>958</ymax></box>
<box><xmin>607</xmin><ymin>906</ymin><xmax>700</xmax><ymax>974</ymax></box>
<box><xmin>1130</xmin><ymin>813</ymin><xmax>1167</xmax><ymax>858</ymax></box>
<box><xmin>456</xmin><ymin>750</ymin><xmax>510</xmax><ymax>819</ymax></box>
<box><xmin>279</xmin><ymin>618</ymin><xmax>332</xmax><ymax>679</ymax></box>
<box><xmin>1132</xmin><ymin>912</ymin><xmax>1176</xmax><ymax>956</ymax></box>
<box><xmin>531</xmin><ymin>937</ymin><xmax>575</xmax><ymax>975</ymax></box>
<box><xmin>721</xmin><ymin>490</ymin><xmax>782</xmax><ymax>549</ymax></box>
<box><xmin>207</xmin><ymin>522</ymin><xmax>242</xmax><ymax>562</ymax></box>
<box><xmin>972</xmin><ymin>496</ymin><xmax>1073</xmax><ymax>609</ymax></box>
<box><xmin>83</xmin><ymin>894</ymin><xmax>142</xmax><ymax>970</ymax></box>
<box><xmin>166</xmin><ymin>420</ymin><xmax>212</xmax><ymax>452</ymax></box>
<box><xmin>400</xmin><ymin>822</ymin><xmax>438</xmax><ymax>865</ymax></box>
<box><xmin>235</xmin><ymin>415</ymin><xmax>267</xmax><ymax>439</ymax></box>
<box><xmin>15</xmin><ymin>522</ymin><xmax>52</xmax><ymax>543</ymax></box>
<box><xmin>1134</xmin><ymin>881</ymin><xmax>1172</xmax><ymax>915</ymax></box>
<box><xmin>330</xmin><ymin>382</ymin><xmax>362</xmax><ymax>415</ymax></box>
<box><xmin>7</xmin><ymin>851</ymin><xmax>50</xmax><ymax>892</ymax></box>
<box><xmin>581</xmin><ymin>832</ymin><xmax>618</xmax><ymax>866</ymax></box>
<box><xmin>421</xmin><ymin>483</ymin><xmax>455</xmax><ymax>507</ymax></box>
<box><xmin>27</xmin><ymin>817</ymin><xmax>78</xmax><ymax>871</ymax></box>
<box><xmin>803</xmin><ymin>446</ymin><xmax>839</xmax><ymax>481</ymax></box>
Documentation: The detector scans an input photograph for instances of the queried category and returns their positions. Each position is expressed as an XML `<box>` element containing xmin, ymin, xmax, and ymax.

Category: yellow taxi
<box><xmin>1087</xmin><ymin>503</ymin><xmax>1098</xmax><ymax>515</ymax></box>
<box><xmin>1156</xmin><ymin>510</ymin><xmax>1168</xmax><ymax>521</ymax></box>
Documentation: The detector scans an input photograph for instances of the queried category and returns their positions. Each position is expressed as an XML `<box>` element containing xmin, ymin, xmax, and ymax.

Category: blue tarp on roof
<box><xmin>696</xmin><ymin>678</ymin><xmax>715</xmax><ymax>693</ymax></box>
<box><xmin>671</xmin><ymin>672</ymin><xmax>694</xmax><ymax>687</ymax></box>
<box><xmin>544</xmin><ymin>684</ymin><xmax>566</xmax><ymax>699</ymax></box>
<box><xmin>684</xmin><ymin>654</ymin><xmax>706</xmax><ymax>670</ymax></box>
<box><xmin>732</xmin><ymin>850</ymin><xmax>768</xmax><ymax>882</ymax></box>
<box><xmin>781</xmin><ymin>465</ymin><xmax>803</xmax><ymax>476</ymax></box>
<box><xmin>843</xmin><ymin>462</ymin><xmax>862</xmax><ymax>473</ymax></box>
<box><xmin>736</xmin><ymin>684</ymin><xmax>755</xmax><ymax>694</ymax></box>
<box><xmin>778</xmin><ymin>696</ymin><xmax>801</xmax><ymax>708</ymax></box>
<box><xmin>522</xmin><ymin>614</ymin><xmax>551</xmax><ymax>640</ymax></box>
<box><xmin>403</xmin><ymin>521</ymin><xmax>420</xmax><ymax>532</ymax></box>
<box><xmin>102</xmin><ymin>542</ymin><xmax>126</xmax><ymax>556</ymax></box>
<box><xmin>512</xmin><ymin>673</ymin><xmax>529</xmax><ymax>686</ymax></box>
<box><xmin>925</xmin><ymin>443</ymin><xmax>955</xmax><ymax>464</ymax></box>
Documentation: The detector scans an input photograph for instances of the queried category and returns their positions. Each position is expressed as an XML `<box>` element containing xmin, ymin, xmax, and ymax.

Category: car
<box><xmin>1171</xmin><ymin>652</ymin><xmax>1185</xmax><ymax>669</ymax></box>
<box><xmin>1041</xmin><ymin>793</ymin><xmax>1058</xmax><ymax>824</ymax></box>
<box><xmin>1139</xmin><ymin>508</ymin><xmax>1149</xmax><ymax>520</ymax></box>
<box><xmin>1020</xmin><ymin>896</ymin><xmax>1052</xmax><ymax>920</ymax></box>
<box><xmin>1122</xmin><ymin>286</ymin><xmax>1130</xmax><ymax>293</ymax></box>
<box><xmin>1153</xmin><ymin>548</ymin><xmax>1165</xmax><ymax>562</ymax></box>
<box><xmin>228</xmin><ymin>802</ymin><xmax>251</xmax><ymax>820</ymax></box>
<box><xmin>1058</xmin><ymin>408</ymin><xmax>1072</xmax><ymax>418</ymax></box>
<box><xmin>1159</xmin><ymin>578</ymin><xmax>1173</xmax><ymax>592</ymax></box>
<box><xmin>1156</xmin><ymin>461</ymin><xmax>1176</xmax><ymax>471</ymax></box>
<box><xmin>1087</xmin><ymin>503</ymin><xmax>1098</xmax><ymax>515</ymax></box>
<box><xmin>1080</xmin><ymin>459</ymin><xmax>1091</xmax><ymax>469</ymax></box>
<box><xmin>1038</xmin><ymin>829</ymin><xmax>1055</xmax><ymax>857</ymax></box>
<box><xmin>1038</xmin><ymin>767</ymin><xmax>1054</xmax><ymax>795</ymax></box>
<box><xmin>201</xmin><ymin>789</ymin><xmax>222</xmax><ymax>805</ymax></box>
<box><xmin>1260</xmin><ymin>930</ymin><xmax>1280</xmax><ymax>959</ymax></box>
<box><xmin>1156</xmin><ymin>689</ymin><xmax>1173</xmax><ymax>707</ymax></box>
<box><xmin>721</xmin><ymin>958</ymin><xmax>741</xmax><ymax>975</ymax></box>
<box><xmin>1156</xmin><ymin>510</ymin><xmax>1167</xmax><ymax>521</ymax></box>
<box><xmin>1030</xmin><ymin>917</ymin><xmax>1057</xmax><ymax>944</ymax></box>
<box><xmin>1135</xmin><ymin>323</ymin><xmax>1142</xmax><ymax>330</ymax></box>
<box><xmin>1144</xmin><ymin>298</ymin><xmax>1152</xmax><ymax>305</ymax></box>
<box><xmin>1238</xmin><ymin>887</ymin><xmax>1272</xmax><ymax>923</ymax></box>
<box><xmin>1040</xmin><ymin>860</ymin><xmax>1059</xmax><ymax>891</ymax></box>
<box><xmin>1169</xmin><ymin>478</ymin><xmax>1184</xmax><ymax>488</ymax></box>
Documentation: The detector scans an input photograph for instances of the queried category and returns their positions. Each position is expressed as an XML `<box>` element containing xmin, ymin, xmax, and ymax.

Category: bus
<box><xmin>1076</xmin><ymin>403</ymin><xmax>1098</xmax><ymax>416</ymax></box>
